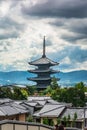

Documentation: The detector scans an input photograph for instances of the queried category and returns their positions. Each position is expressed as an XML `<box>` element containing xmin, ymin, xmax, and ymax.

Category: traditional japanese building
<box><xmin>28</xmin><ymin>37</ymin><xmax>59</xmax><ymax>89</ymax></box>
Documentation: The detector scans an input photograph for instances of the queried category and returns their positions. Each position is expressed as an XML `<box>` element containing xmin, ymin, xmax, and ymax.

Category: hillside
<box><xmin>0</xmin><ymin>70</ymin><xmax>87</xmax><ymax>87</ymax></box>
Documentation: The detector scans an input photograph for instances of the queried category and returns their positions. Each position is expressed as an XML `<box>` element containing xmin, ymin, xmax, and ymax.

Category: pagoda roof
<box><xmin>36</xmin><ymin>85</ymin><xmax>50</xmax><ymax>88</ymax></box>
<box><xmin>28</xmin><ymin>69</ymin><xmax>59</xmax><ymax>73</ymax></box>
<box><xmin>28</xmin><ymin>77</ymin><xmax>51</xmax><ymax>81</ymax></box>
<box><xmin>29</xmin><ymin>56</ymin><xmax>59</xmax><ymax>66</ymax></box>
<box><xmin>28</xmin><ymin>77</ymin><xmax>60</xmax><ymax>81</ymax></box>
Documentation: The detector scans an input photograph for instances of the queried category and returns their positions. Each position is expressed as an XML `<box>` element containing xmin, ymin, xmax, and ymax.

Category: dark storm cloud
<box><xmin>0</xmin><ymin>0</ymin><xmax>3</xmax><ymax>4</ymax></box>
<box><xmin>69</xmin><ymin>24</ymin><xmax>87</xmax><ymax>35</ymax></box>
<box><xmin>49</xmin><ymin>20</ymin><xmax>64</xmax><ymax>27</ymax></box>
<box><xmin>65</xmin><ymin>25</ymin><xmax>87</xmax><ymax>42</ymax></box>
<box><xmin>10</xmin><ymin>0</ymin><xmax>21</xmax><ymax>8</ymax></box>
<box><xmin>50</xmin><ymin>19</ymin><xmax>87</xmax><ymax>34</ymax></box>
<box><xmin>22</xmin><ymin>0</ymin><xmax>87</xmax><ymax>18</ymax></box>
<box><xmin>0</xmin><ymin>32</ymin><xmax>19</xmax><ymax>40</ymax></box>
<box><xmin>50</xmin><ymin>19</ymin><xmax>87</xmax><ymax>42</ymax></box>
<box><xmin>0</xmin><ymin>17</ymin><xmax>24</xmax><ymax>30</ymax></box>
<box><xmin>61</xmin><ymin>34</ymin><xmax>86</xmax><ymax>42</ymax></box>
<box><xmin>0</xmin><ymin>17</ymin><xmax>25</xmax><ymax>39</ymax></box>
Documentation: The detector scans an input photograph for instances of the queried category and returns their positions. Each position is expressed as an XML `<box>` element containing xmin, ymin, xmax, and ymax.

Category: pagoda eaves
<box><xmin>28</xmin><ymin>69</ymin><xmax>59</xmax><ymax>73</ymax></box>
<box><xmin>28</xmin><ymin>37</ymin><xmax>60</xmax><ymax>89</ymax></box>
<box><xmin>28</xmin><ymin>77</ymin><xmax>60</xmax><ymax>81</ymax></box>
<box><xmin>29</xmin><ymin>57</ymin><xmax>59</xmax><ymax>66</ymax></box>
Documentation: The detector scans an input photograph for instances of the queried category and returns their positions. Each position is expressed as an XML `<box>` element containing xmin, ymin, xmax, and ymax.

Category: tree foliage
<box><xmin>26</xmin><ymin>115</ymin><xmax>33</xmax><ymax>122</ymax></box>
<box><xmin>41</xmin><ymin>79</ymin><xmax>86</xmax><ymax>107</ymax></box>
<box><xmin>0</xmin><ymin>80</ymin><xmax>86</xmax><ymax>107</ymax></box>
<box><xmin>26</xmin><ymin>85</ymin><xmax>37</xmax><ymax>95</ymax></box>
<box><xmin>0</xmin><ymin>86</ymin><xmax>29</xmax><ymax>100</ymax></box>
<box><xmin>43</xmin><ymin>118</ymin><xmax>49</xmax><ymax>125</ymax></box>
<box><xmin>12</xmin><ymin>87</ymin><xmax>29</xmax><ymax>100</ymax></box>
<box><xmin>0</xmin><ymin>87</ymin><xmax>13</xmax><ymax>98</ymax></box>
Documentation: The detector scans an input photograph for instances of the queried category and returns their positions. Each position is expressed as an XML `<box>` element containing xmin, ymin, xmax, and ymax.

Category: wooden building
<box><xmin>0</xmin><ymin>98</ymin><xmax>28</xmax><ymax>121</ymax></box>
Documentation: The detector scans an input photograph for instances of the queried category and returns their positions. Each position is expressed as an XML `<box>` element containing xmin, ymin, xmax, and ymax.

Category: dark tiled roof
<box><xmin>28</xmin><ymin>96</ymin><xmax>51</xmax><ymax>101</ymax></box>
<box><xmin>29</xmin><ymin>57</ymin><xmax>59</xmax><ymax>66</ymax></box>
<box><xmin>28</xmin><ymin>77</ymin><xmax>59</xmax><ymax>82</ymax></box>
<box><xmin>61</xmin><ymin>108</ymin><xmax>87</xmax><ymax>119</ymax></box>
<box><xmin>0</xmin><ymin>98</ymin><xmax>12</xmax><ymax>104</ymax></box>
<box><xmin>33</xmin><ymin>104</ymin><xmax>66</xmax><ymax>117</ymax></box>
<box><xmin>0</xmin><ymin>105</ymin><xmax>19</xmax><ymax>116</ymax></box>
<box><xmin>0</xmin><ymin>102</ymin><xmax>29</xmax><ymax>116</ymax></box>
<box><xmin>28</xmin><ymin>69</ymin><xmax>58</xmax><ymax>73</ymax></box>
<box><xmin>28</xmin><ymin>77</ymin><xmax>51</xmax><ymax>81</ymax></box>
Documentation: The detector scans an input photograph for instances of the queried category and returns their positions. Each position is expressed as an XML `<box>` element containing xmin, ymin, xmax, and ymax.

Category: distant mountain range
<box><xmin>0</xmin><ymin>70</ymin><xmax>87</xmax><ymax>87</ymax></box>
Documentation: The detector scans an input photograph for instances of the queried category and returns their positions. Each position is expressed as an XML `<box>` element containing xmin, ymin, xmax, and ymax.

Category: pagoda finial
<box><xmin>42</xmin><ymin>36</ymin><xmax>46</xmax><ymax>58</ymax></box>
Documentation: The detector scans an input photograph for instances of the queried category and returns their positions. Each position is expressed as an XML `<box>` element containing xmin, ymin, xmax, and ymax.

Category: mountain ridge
<box><xmin>0</xmin><ymin>70</ymin><xmax>87</xmax><ymax>87</ymax></box>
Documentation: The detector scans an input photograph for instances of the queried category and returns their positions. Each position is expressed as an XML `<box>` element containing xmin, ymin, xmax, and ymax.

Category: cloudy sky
<box><xmin>0</xmin><ymin>0</ymin><xmax>87</xmax><ymax>72</ymax></box>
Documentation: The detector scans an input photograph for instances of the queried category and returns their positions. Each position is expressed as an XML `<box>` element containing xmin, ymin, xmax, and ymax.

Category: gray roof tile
<box><xmin>28</xmin><ymin>96</ymin><xmax>51</xmax><ymax>101</ymax></box>
<box><xmin>0</xmin><ymin>101</ymin><xmax>29</xmax><ymax>116</ymax></box>
<box><xmin>0</xmin><ymin>106</ymin><xmax>19</xmax><ymax>116</ymax></box>
<box><xmin>33</xmin><ymin>104</ymin><xmax>65</xmax><ymax>117</ymax></box>
<box><xmin>62</xmin><ymin>108</ymin><xmax>87</xmax><ymax>119</ymax></box>
<box><xmin>29</xmin><ymin>57</ymin><xmax>58</xmax><ymax>66</ymax></box>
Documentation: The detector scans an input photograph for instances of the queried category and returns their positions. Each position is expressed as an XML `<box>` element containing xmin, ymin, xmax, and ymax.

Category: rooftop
<box><xmin>33</xmin><ymin>104</ymin><xmax>66</xmax><ymax>117</ymax></box>
<box><xmin>0</xmin><ymin>98</ymin><xmax>29</xmax><ymax>117</ymax></box>
<box><xmin>28</xmin><ymin>77</ymin><xmax>51</xmax><ymax>81</ymax></box>
<box><xmin>62</xmin><ymin>107</ymin><xmax>87</xmax><ymax>119</ymax></box>
<box><xmin>29</xmin><ymin>56</ymin><xmax>59</xmax><ymax>66</ymax></box>
<box><xmin>28</xmin><ymin>69</ymin><xmax>59</xmax><ymax>73</ymax></box>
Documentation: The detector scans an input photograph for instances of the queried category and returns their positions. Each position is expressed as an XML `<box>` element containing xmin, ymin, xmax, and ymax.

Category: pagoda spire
<box><xmin>42</xmin><ymin>36</ymin><xmax>46</xmax><ymax>58</ymax></box>
<box><xmin>28</xmin><ymin>37</ymin><xmax>60</xmax><ymax>90</ymax></box>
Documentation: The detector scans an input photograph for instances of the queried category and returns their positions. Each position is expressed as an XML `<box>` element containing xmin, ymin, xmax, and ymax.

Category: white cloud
<box><xmin>0</xmin><ymin>0</ymin><xmax>87</xmax><ymax>72</ymax></box>
<box><xmin>61</xmin><ymin>57</ymin><xmax>71</xmax><ymax>65</ymax></box>
<box><xmin>0</xmin><ymin>1</ymin><xmax>10</xmax><ymax>17</ymax></box>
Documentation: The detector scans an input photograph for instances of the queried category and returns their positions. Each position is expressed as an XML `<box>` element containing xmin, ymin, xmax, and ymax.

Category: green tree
<box><xmin>67</xmin><ymin>114</ymin><xmax>71</xmax><ymax>121</ymax></box>
<box><xmin>72</xmin><ymin>113</ymin><xmax>77</xmax><ymax>127</ymax></box>
<box><xmin>74</xmin><ymin>112</ymin><xmax>77</xmax><ymax>120</ymax></box>
<box><xmin>50</xmin><ymin>119</ymin><xmax>54</xmax><ymax>126</ymax></box>
<box><xmin>57</xmin><ymin>118</ymin><xmax>61</xmax><ymax>125</ymax></box>
<box><xmin>26</xmin><ymin>85</ymin><xmax>36</xmax><ymax>95</ymax></box>
<box><xmin>67</xmin><ymin>114</ymin><xmax>71</xmax><ymax>127</ymax></box>
<box><xmin>42</xmin><ymin>86</ymin><xmax>53</xmax><ymax>96</ymax></box>
<box><xmin>21</xmin><ymin>89</ymin><xmax>28</xmax><ymax>99</ymax></box>
<box><xmin>51</xmin><ymin>77</ymin><xmax>60</xmax><ymax>89</ymax></box>
<box><xmin>40</xmin><ymin>77</ymin><xmax>60</xmax><ymax>99</ymax></box>
<box><xmin>62</xmin><ymin>116</ymin><xmax>67</xmax><ymax>123</ymax></box>
<box><xmin>0</xmin><ymin>87</ymin><xmax>13</xmax><ymax>98</ymax></box>
<box><xmin>26</xmin><ymin>115</ymin><xmax>33</xmax><ymax>122</ymax></box>
<box><xmin>43</xmin><ymin>118</ymin><xmax>49</xmax><ymax>125</ymax></box>
<box><xmin>55</xmin><ymin>82</ymin><xmax>86</xmax><ymax>107</ymax></box>
<box><xmin>12</xmin><ymin>87</ymin><xmax>28</xmax><ymax>100</ymax></box>
<box><xmin>74</xmin><ymin>82</ymin><xmax>85</xmax><ymax>106</ymax></box>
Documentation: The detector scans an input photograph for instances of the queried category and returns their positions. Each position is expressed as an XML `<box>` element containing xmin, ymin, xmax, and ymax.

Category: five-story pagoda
<box><xmin>28</xmin><ymin>37</ymin><xmax>59</xmax><ymax>89</ymax></box>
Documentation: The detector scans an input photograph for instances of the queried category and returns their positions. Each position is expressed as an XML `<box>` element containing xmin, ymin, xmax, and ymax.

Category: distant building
<box><xmin>0</xmin><ymin>98</ymin><xmax>28</xmax><ymax>121</ymax></box>
<box><xmin>0</xmin><ymin>97</ymin><xmax>86</xmax><ymax>129</ymax></box>
<box><xmin>28</xmin><ymin>37</ymin><xmax>59</xmax><ymax>90</ymax></box>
